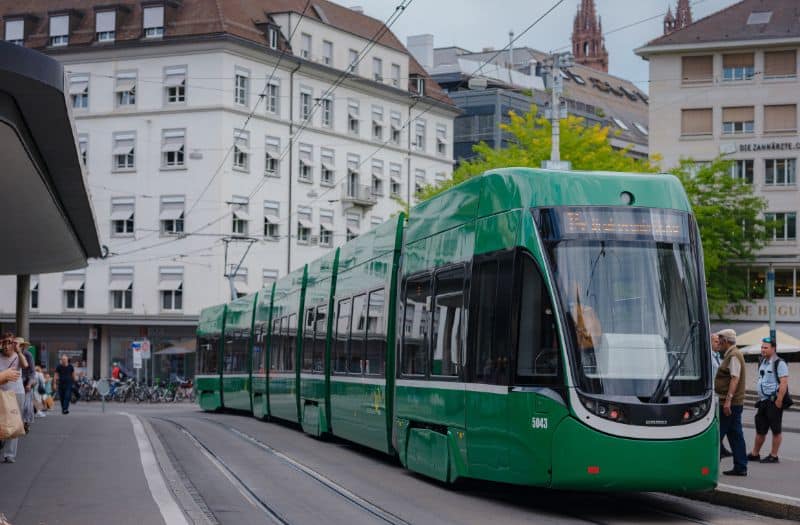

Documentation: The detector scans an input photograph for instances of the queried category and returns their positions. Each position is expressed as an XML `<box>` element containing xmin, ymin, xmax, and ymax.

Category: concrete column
<box><xmin>86</xmin><ymin>329</ymin><xmax>95</xmax><ymax>379</ymax></box>
<box><xmin>100</xmin><ymin>326</ymin><xmax>110</xmax><ymax>379</ymax></box>
<box><xmin>15</xmin><ymin>274</ymin><xmax>30</xmax><ymax>339</ymax></box>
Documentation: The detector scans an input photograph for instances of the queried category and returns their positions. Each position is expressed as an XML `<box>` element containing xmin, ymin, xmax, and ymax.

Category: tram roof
<box><xmin>225</xmin><ymin>293</ymin><xmax>258</xmax><ymax>332</ymax></box>
<box><xmin>198</xmin><ymin>303</ymin><xmax>226</xmax><ymax>336</ymax></box>
<box><xmin>406</xmin><ymin>168</ymin><xmax>691</xmax><ymax>244</ymax></box>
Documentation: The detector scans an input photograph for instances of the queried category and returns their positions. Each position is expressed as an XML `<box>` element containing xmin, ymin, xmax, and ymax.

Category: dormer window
<box><xmin>4</xmin><ymin>19</ymin><xmax>24</xmax><ymax>46</ymax></box>
<box><xmin>49</xmin><ymin>15</ymin><xmax>69</xmax><ymax>47</ymax></box>
<box><xmin>143</xmin><ymin>6</ymin><xmax>164</xmax><ymax>38</ymax></box>
<box><xmin>268</xmin><ymin>27</ymin><xmax>278</xmax><ymax>50</ymax></box>
<box><xmin>96</xmin><ymin>10</ymin><xmax>116</xmax><ymax>42</ymax></box>
<box><xmin>411</xmin><ymin>75</ymin><xmax>425</xmax><ymax>96</ymax></box>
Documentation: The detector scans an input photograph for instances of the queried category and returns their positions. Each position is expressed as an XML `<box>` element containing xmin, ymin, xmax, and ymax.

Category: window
<box><xmin>49</xmin><ymin>15</ymin><xmax>69</xmax><ymax>46</ymax></box>
<box><xmin>69</xmin><ymin>74</ymin><xmax>89</xmax><ymax>109</ymax></box>
<box><xmin>348</xmin><ymin>99</ymin><xmax>360</xmax><ymax>135</ymax></box>
<box><xmin>431</xmin><ymin>268</ymin><xmax>465</xmax><ymax>377</ymax></box>
<box><xmin>234</xmin><ymin>69</ymin><xmax>249</xmax><ymax>106</ymax></box>
<box><xmin>371</xmin><ymin>105</ymin><xmax>384</xmax><ymax>141</ymax></box>
<box><xmin>765</xmin><ymin>158</ymin><xmax>796</xmax><ymax>185</ymax></box>
<box><xmin>297</xmin><ymin>206</ymin><xmax>312</xmax><ymax>244</ymax></box>
<box><xmin>301</xmin><ymin>33</ymin><xmax>311</xmax><ymax>59</ymax></box>
<box><xmin>634</xmin><ymin>122</ymin><xmax>649</xmax><ymax>135</ymax></box>
<box><xmin>764</xmin><ymin>50</ymin><xmax>796</xmax><ymax>79</ymax></box>
<box><xmin>112</xmin><ymin>133</ymin><xmax>136</xmax><ymax>170</ymax></box>
<box><xmin>373</xmin><ymin>57</ymin><xmax>383</xmax><ymax>81</ymax></box>
<box><xmin>346</xmin><ymin>154</ymin><xmax>360</xmax><ymax>200</ymax></box>
<box><xmin>264</xmin><ymin>200</ymin><xmax>280</xmax><ymax>239</ymax></box>
<box><xmin>414</xmin><ymin>120</ymin><xmax>426</xmax><ymax>151</ymax></box>
<box><xmin>161</xmin><ymin>129</ymin><xmax>185</xmax><ymax>167</ymax></box>
<box><xmin>263</xmin><ymin>269</ymin><xmax>278</xmax><ymax>286</ymax></box>
<box><xmin>322</xmin><ymin>40</ymin><xmax>333</xmax><ymax>65</ymax></box>
<box><xmin>96</xmin><ymin>10</ymin><xmax>116</xmax><ymax>42</ymax></box>
<box><xmin>346</xmin><ymin>212</ymin><xmax>360</xmax><ymax>241</ymax></box>
<box><xmin>78</xmin><ymin>134</ymin><xmax>88</xmax><ymax>166</ymax></box>
<box><xmin>764</xmin><ymin>104</ymin><xmax>797</xmax><ymax>133</ymax></box>
<box><xmin>391</xmin><ymin>63</ymin><xmax>401</xmax><ymax>87</ymax></box>
<box><xmin>320</xmin><ymin>148</ymin><xmax>335</xmax><ymax>186</ymax></box>
<box><xmin>765</xmin><ymin>212</ymin><xmax>797</xmax><ymax>241</ymax></box>
<box><xmin>64</xmin><ymin>283</ymin><xmax>85</xmax><ymax>310</ymax></box>
<box><xmin>298</xmin><ymin>143</ymin><xmax>313</xmax><ymax>182</ymax></box>
<box><xmin>371</xmin><ymin>216</ymin><xmax>383</xmax><ymax>228</ymax></box>
<box><xmin>30</xmin><ymin>277</ymin><xmax>39</xmax><ymax>310</ymax></box>
<box><xmin>5</xmin><ymin>19</ymin><xmax>24</xmax><ymax>45</ymax></box>
<box><xmin>231</xmin><ymin>268</ymin><xmax>248</xmax><ymax>298</ymax></box>
<box><xmin>774</xmin><ymin>269</ymin><xmax>795</xmax><ymax>297</ymax></box>
<box><xmin>159</xmin><ymin>268</ymin><xmax>183</xmax><ymax>311</ymax></box>
<box><xmin>111</xmin><ymin>197</ymin><xmax>135</xmax><ymax>236</ymax></box>
<box><xmin>472</xmin><ymin>253</ymin><xmax>515</xmax><ymax>385</ymax></box>
<box><xmin>319</xmin><ymin>208</ymin><xmax>334</xmax><ymax>247</ymax></box>
<box><xmin>302</xmin><ymin>307</ymin><xmax>316</xmax><ymax>371</ymax></box>
<box><xmin>114</xmin><ymin>72</ymin><xmax>136</xmax><ymax>106</ymax></box>
<box><xmin>265</xmin><ymin>136</ymin><xmax>280</xmax><ymax>177</ymax></box>
<box><xmin>747</xmin><ymin>11</ymin><xmax>772</xmax><ymax>24</ymax></box>
<box><xmin>722</xmin><ymin>106</ymin><xmax>754</xmax><ymax>134</ymax></box>
<box><xmin>348</xmin><ymin>294</ymin><xmax>368</xmax><ymax>373</ymax></box>
<box><xmin>143</xmin><ymin>6</ymin><xmax>164</xmax><ymax>38</ymax></box>
<box><xmin>231</xmin><ymin>198</ymin><xmax>249</xmax><ymax>235</ymax></box>
<box><xmin>300</xmin><ymin>88</ymin><xmax>312</xmax><ymax>121</ymax></box>
<box><xmin>233</xmin><ymin>129</ymin><xmax>249</xmax><ymax>171</ymax></box>
<box><xmin>412</xmin><ymin>75</ymin><xmax>425</xmax><ymax>96</ymax></box>
<box><xmin>612</xmin><ymin>117</ymin><xmax>629</xmax><ymax>131</ymax></box>
<box><xmin>160</xmin><ymin>195</ymin><xmax>185</xmax><ymax>234</ymax></box>
<box><xmin>730</xmin><ymin>159</ymin><xmax>754</xmax><ymax>184</ymax></box>
<box><xmin>723</xmin><ymin>53</ymin><xmax>755</xmax><ymax>81</ymax></box>
<box><xmin>333</xmin><ymin>298</ymin><xmax>352</xmax><ymax>373</ymax></box>
<box><xmin>321</xmin><ymin>98</ymin><xmax>332</xmax><ymax>127</ymax></box>
<box><xmin>401</xmin><ymin>275</ymin><xmax>431</xmax><ymax>375</ymax></box>
<box><xmin>434</xmin><ymin>172</ymin><xmax>447</xmax><ymax>184</ymax></box>
<box><xmin>371</xmin><ymin>159</ymin><xmax>384</xmax><ymax>196</ymax></box>
<box><xmin>266</xmin><ymin>81</ymin><xmax>280</xmax><ymax>114</ymax></box>
<box><xmin>110</xmin><ymin>268</ymin><xmax>133</xmax><ymax>311</ymax></box>
<box><xmin>349</xmin><ymin>49</ymin><xmax>359</xmax><ymax>73</ymax></box>
<box><xmin>164</xmin><ymin>66</ymin><xmax>186</xmax><ymax>103</ymax></box>
<box><xmin>390</xmin><ymin>163</ymin><xmax>401</xmax><ymax>196</ymax></box>
<box><xmin>436</xmin><ymin>125</ymin><xmax>448</xmax><ymax>155</ymax></box>
<box><xmin>312</xmin><ymin>305</ymin><xmax>328</xmax><ymax>372</ymax></box>
<box><xmin>268</xmin><ymin>27</ymin><xmax>278</xmax><ymax>50</ymax></box>
<box><xmin>681</xmin><ymin>108</ymin><xmax>712</xmax><ymax>136</ymax></box>
<box><xmin>415</xmin><ymin>169</ymin><xmax>426</xmax><ymax>195</ymax></box>
<box><xmin>390</xmin><ymin>111</ymin><xmax>402</xmax><ymax>144</ymax></box>
<box><xmin>681</xmin><ymin>55</ymin><xmax>713</xmax><ymax>84</ymax></box>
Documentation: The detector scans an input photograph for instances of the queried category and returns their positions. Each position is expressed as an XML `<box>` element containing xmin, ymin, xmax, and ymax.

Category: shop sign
<box><xmin>724</xmin><ymin>300</ymin><xmax>800</xmax><ymax>322</ymax></box>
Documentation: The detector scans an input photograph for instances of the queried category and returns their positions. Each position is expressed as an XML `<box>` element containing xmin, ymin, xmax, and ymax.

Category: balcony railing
<box><xmin>341</xmin><ymin>183</ymin><xmax>377</xmax><ymax>207</ymax></box>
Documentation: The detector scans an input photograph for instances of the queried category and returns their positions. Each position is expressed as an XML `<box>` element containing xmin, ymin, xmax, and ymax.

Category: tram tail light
<box><xmin>587</xmin><ymin>466</ymin><xmax>600</xmax><ymax>475</ymax></box>
<box><xmin>701</xmin><ymin>467</ymin><xmax>710</xmax><ymax>476</ymax></box>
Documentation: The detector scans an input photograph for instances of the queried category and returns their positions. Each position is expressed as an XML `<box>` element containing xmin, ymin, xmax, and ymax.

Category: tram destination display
<box><xmin>538</xmin><ymin>206</ymin><xmax>690</xmax><ymax>243</ymax></box>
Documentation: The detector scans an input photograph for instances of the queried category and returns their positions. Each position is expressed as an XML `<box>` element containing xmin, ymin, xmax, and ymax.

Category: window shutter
<box><xmin>50</xmin><ymin>15</ymin><xmax>69</xmax><ymax>37</ymax></box>
<box><xmin>722</xmin><ymin>53</ymin><xmax>754</xmax><ymax>68</ymax></box>
<box><xmin>764</xmin><ymin>105</ymin><xmax>797</xmax><ymax>132</ymax></box>
<box><xmin>96</xmin><ymin>11</ymin><xmax>116</xmax><ymax>33</ymax></box>
<box><xmin>681</xmin><ymin>56</ymin><xmax>713</xmax><ymax>82</ymax></box>
<box><xmin>722</xmin><ymin>106</ymin><xmax>754</xmax><ymax>122</ymax></box>
<box><xmin>5</xmin><ymin>20</ymin><xmax>24</xmax><ymax>41</ymax></box>
<box><xmin>764</xmin><ymin>50</ymin><xmax>796</xmax><ymax>77</ymax></box>
<box><xmin>681</xmin><ymin>108</ymin><xmax>712</xmax><ymax>135</ymax></box>
<box><xmin>143</xmin><ymin>6</ymin><xmax>164</xmax><ymax>29</ymax></box>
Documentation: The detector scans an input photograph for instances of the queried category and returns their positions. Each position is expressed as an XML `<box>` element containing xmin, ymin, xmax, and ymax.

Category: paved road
<box><xmin>1</xmin><ymin>403</ymin><xmax>796</xmax><ymax>525</ymax></box>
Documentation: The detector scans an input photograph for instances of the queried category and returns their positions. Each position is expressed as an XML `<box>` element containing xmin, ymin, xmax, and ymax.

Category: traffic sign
<box><xmin>96</xmin><ymin>379</ymin><xmax>111</xmax><ymax>397</ymax></box>
<box><xmin>132</xmin><ymin>341</ymin><xmax>143</xmax><ymax>369</ymax></box>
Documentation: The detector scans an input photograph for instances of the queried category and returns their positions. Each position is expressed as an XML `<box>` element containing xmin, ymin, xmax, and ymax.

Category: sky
<box><xmin>358</xmin><ymin>0</ymin><xmax>742</xmax><ymax>92</ymax></box>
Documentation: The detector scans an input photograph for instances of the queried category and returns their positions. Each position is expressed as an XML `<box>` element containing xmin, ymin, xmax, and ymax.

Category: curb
<box><xmin>681</xmin><ymin>484</ymin><xmax>800</xmax><ymax>521</ymax></box>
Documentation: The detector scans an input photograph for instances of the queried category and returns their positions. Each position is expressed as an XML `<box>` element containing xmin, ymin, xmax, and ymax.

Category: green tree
<box><xmin>417</xmin><ymin>105</ymin><xmax>656</xmax><ymax>201</ymax></box>
<box><xmin>670</xmin><ymin>159</ymin><xmax>770</xmax><ymax>316</ymax></box>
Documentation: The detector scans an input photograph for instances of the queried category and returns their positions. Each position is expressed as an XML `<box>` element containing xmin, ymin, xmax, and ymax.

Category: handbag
<box><xmin>37</xmin><ymin>383</ymin><xmax>45</xmax><ymax>395</ymax></box>
<box><xmin>0</xmin><ymin>390</ymin><xmax>25</xmax><ymax>440</ymax></box>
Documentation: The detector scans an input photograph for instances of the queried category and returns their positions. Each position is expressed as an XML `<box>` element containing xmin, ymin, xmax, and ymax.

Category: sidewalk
<box><xmin>0</xmin><ymin>407</ymin><xmax>166</xmax><ymax>525</ymax></box>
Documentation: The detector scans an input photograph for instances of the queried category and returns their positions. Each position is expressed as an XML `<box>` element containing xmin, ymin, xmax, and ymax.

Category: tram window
<box><xmin>285</xmin><ymin>313</ymin><xmax>297</xmax><ymax>371</ymax></box>
<box><xmin>334</xmin><ymin>298</ymin><xmax>351</xmax><ymax>374</ymax></box>
<box><xmin>302</xmin><ymin>308</ymin><xmax>315</xmax><ymax>372</ymax></box>
<box><xmin>365</xmin><ymin>288</ymin><xmax>386</xmax><ymax>376</ymax></box>
<box><xmin>401</xmin><ymin>276</ymin><xmax>431</xmax><ymax>376</ymax></box>
<box><xmin>473</xmin><ymin>258</ymin><xmax>513</xmax><ymax>385</ymax></box>
<box><xmin>349</xmin><ymin>294</ymin><xmax>368</xmax><ymax>374</ymax></box>
<box><xmin>254</xmin><ymin>325</ymin><xmax>266</xmax><ymax>374</ymax></box>
<box><xmin>199</xmin><ymin>337</ymin><xmax>219</xmax><ymax>373</ymax></box>
<box><xmin>227</xmin><ymin>330</ymin><xmax>250</xmax><ymax>373</ymax></box>
<box><xmin>431</xmin><ymin>268</ymin><xmax>464</xmax><ymax>377</ymax></box>
<box><xmin>516</xmin><ymin>255</ymin><xmax>561</xmax><ymax>385</ymax></box>
<box><xmin>270</xmin><ymin>318</ymin><xmax>281</xmax><ymax>370</ymax></box>
<box><xmin>313</xmin><ymin>305</ymin><xmax>327</xmax><ymax>373</ymax></box>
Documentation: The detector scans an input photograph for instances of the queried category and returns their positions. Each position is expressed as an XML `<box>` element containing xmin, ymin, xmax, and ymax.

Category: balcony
<box><xmin>341</xmin><ymin>183</ymin><xmax>377</xmax><ymax>207</ymax></box>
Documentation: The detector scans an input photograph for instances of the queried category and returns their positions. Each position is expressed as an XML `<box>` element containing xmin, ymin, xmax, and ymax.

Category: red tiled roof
<box><xmin>0</xmin><ymin>0</ymin><xmax>453</xmax><ymax>105</ymax></box>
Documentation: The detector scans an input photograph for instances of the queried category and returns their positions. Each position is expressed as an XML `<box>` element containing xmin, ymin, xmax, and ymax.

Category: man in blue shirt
<box><xmin>748</xmin><ymin>337</ymin><xmax>790</xmax><ymax>463</ymax></box>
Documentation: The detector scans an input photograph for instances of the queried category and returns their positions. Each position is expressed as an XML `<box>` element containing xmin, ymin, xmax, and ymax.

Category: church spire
<box><xmin>571</xmin><ymin>0</ymin><xmax>608</xmax><ymax>73</ymax></box>
<box><xmin>664</xmin><ymin>0</ymin><xmax>693</xmax><ymax>35</ymax></box>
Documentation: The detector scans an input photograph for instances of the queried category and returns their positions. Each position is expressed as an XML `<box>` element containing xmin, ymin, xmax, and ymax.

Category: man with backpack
<box><xmin>748</xmin><ymin>337</ymin><xmax>791</xmax><ymax>464</ymax></box>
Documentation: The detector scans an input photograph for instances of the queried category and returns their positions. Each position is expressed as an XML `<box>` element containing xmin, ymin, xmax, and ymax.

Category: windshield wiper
<box><xmin>648</xmin><ymin>321</ymin><xmax>699</xmax><ymax>404</ymax></box>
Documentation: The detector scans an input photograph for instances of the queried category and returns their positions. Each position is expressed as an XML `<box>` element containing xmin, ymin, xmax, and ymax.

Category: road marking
<box><xmin>124</xmin><ymin>413</ymin><xmax>190</xmax><ymax>525</ymax></box>
<box><xmin>717</xmin><ymin>483</ymin><xmax>800</xmax><ymax>505</ymax></box>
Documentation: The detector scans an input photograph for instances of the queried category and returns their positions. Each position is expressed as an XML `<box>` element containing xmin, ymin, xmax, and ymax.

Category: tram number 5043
<box><xmin>531</xmin><ymin>417</ymin><xmax>549</xmax><ymax>430</ymax></box>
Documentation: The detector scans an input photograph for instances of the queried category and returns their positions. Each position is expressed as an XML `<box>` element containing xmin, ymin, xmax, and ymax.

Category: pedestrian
<box><xmin>748</xmin><ymin>337</ymin><xmax>790</xmax><ymax>463</ymax></box>
<box><xmin>54</xmin><ymin>355</ymin><xmax>76</xmax><ymax>415</ymax></box>
<box><xmin>710</xmin><ymin>332</ymin><xmax>732</xmax><ymax>458</ymax></box>
<box><xmin>0</xmin><ymin>333</ymin><xmax>26</xmax><ymax>463</ymax></box>
<box><xmin>714</xmin><ymin>328</ymin><xmax>748</xmax><ymax>476</ymax></box>
<box><xmin>42</xmin><ymin>372</ymin><xmax>54</xmax><ymax>411</ymax></box>
<box><xmin>33</xmin><ymin>366</ymin><xmax>46</xmax><ymax>418</ymax></box>
<box><xmin>15</xmin><ymin>338</ymin><xmax>35</xmax><ymax>432</ymax></box>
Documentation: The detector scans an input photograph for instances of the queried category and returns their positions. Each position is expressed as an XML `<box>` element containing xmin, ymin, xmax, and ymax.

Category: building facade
<box><xmin>637</xmin><ymin>0</ymin><xmax>800</xmax><ymax>335</ymax></box>
<box><xmin>0</xmin><ymin>0</ymin><xmax>458</xmax><ymax>379</ymax></box>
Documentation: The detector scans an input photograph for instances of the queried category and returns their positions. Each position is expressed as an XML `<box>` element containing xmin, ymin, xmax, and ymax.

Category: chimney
<box><xmin>407</xmin><ymin>34</ymin><xmax>435</xmax><ymax>72</ymax></box>
<box><xmin>349</xmin><ymin>6</ymin><xmax>363</xmax><ymax>13</ymax></box>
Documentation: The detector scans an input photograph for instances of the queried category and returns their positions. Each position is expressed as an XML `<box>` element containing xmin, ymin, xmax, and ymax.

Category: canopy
<box><xmin>735</xmin><ymin>324</ymin><xmax>800</xmax><ymax>348</ymax></box>
<box><xmin>153</xmin><ymin>346</ymin><xmax>195</xmax><ymax>356</ymax></box>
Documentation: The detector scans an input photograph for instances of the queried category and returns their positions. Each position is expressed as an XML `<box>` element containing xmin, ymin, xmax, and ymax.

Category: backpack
<box><xmin>770</xmin><ymin>357</ymin><xmax>793</xmax><ymax>409</ymax></box>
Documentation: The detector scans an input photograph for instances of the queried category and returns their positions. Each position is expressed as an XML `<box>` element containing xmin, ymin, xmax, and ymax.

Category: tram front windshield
<box><xmin>537</xmin><ymin>207</ymin><xmax>707</xmax><ymax>398</ymax></box>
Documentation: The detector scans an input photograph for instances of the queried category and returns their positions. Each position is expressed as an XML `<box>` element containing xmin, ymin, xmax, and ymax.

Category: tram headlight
<box><xmin>681</xmin><ymin>401</ymin><xmax>709</xmax><ymax>424</ymax></box>
<box><xmin>579</xmin><ymin>395</ymin><xmax>625</xmax><ymax>423</ymax></box>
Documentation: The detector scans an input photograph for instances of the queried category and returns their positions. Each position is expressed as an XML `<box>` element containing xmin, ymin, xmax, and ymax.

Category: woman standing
<box><xmin>0</xmin><ymin>334</ymin><xmax>27</xmax><ymax>463</ymax></box>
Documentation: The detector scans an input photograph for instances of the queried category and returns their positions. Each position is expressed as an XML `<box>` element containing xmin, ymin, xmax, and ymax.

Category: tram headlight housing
<box><xmin>579</xmin><ymin>395</ymin><xmax>625</xmax><ymax>423</ymax></box>
<box><xmin>681</xmin><ymin>401</ymin><xmax>710</xmax><ymax>424</ymax></box>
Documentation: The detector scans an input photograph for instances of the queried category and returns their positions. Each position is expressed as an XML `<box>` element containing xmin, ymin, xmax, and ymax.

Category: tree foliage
<box><xmin>670</xmin><ymin>159</ymin><xmax>770</xmax><ymax>316</ymax></box>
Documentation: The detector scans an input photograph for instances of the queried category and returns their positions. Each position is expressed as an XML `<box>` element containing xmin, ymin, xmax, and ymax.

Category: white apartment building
<box><xmin>637</xmin><ymin>0</ymin><xmax>800</xmax><ymax>335</ymax></box>
<box><xmin>0</xmin><ymin>0</ymin><xmax>458</xmax><ymax>378</ymax></box>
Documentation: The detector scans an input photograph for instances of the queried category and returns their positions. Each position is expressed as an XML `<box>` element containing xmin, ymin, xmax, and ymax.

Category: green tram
<box><xmin>196</xmin><ymin>168</ymin><xmax>718</xmax><ymax>491</ymax></box>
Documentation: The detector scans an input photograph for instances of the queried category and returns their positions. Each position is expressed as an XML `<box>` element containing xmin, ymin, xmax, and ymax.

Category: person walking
<box><xmin>15</xmin><ymin>338</ymin><xmax>35</xmax><ymax>432</ymax></box>
<box><xmin>749</xmin><ymin>337</ymin><xmax>790</xmax><ymax>463</ymax></box>
<box><xmin>710</xmin><ymin>332</ymin><xmax>732</xmax><ymax>458</ymax></box>
<box><xmin>0</xmin><ymin>334</ymin><xmax>26</xmax><ymax>463</ymax></box>
<box><xmin>33</xmin><ymin>366</ymin><xmax>46</xmax><ymax>418</ymax></box>
<box><xmin>714</xmin><ymin>329</ymin><xmax>748</xmax><ymax>476</ymax></box>
<box><xmin>54</xmin><ymin>355</ymin><xmax>75</xmax><ymax>415</ymax></box>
